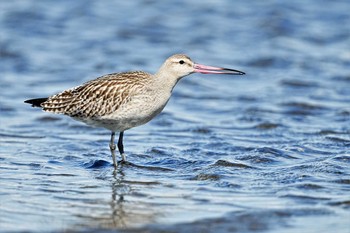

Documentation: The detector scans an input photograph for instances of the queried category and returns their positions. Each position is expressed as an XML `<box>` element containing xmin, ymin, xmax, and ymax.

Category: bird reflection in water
<box><xmin>78</xmin><ymin>167</ymin><xmax>160</xmax><ymax>229</ymax></box>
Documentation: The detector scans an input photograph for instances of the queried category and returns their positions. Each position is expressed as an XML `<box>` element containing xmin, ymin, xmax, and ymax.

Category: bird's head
<box><xmin>158</xmin><ymin>54</ymin><xmax>245</xmax><ymax>80</ymax></box>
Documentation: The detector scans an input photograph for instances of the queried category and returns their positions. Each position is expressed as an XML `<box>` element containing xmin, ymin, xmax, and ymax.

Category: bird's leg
<box><xmin>118</xmin><ymin>131</ymin><xmax>127</xmax><ymax>162</ymax></box>
<box><xmin>109</xmin><ymin>132</ymin><xmax>117</xmax><ymax>168</ymax></box>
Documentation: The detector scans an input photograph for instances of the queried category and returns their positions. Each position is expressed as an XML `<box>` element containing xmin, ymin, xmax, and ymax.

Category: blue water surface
<box><xmin>0</xmin><ymin>0</ymin><xmax>349</xmax><ymax>232</ymax></box>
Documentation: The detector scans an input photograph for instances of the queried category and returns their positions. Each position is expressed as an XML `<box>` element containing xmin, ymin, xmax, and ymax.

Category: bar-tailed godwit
<box><xmin>25</xmin><ymin>54</ymin><xmax>245</xmax><ymax>167</ymax></box>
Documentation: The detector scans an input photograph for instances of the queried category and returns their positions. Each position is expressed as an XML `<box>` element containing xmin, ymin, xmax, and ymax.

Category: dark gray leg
<box><xmin>118</xmin><ymin>131</ymin><xmax>127</xmax><ymax>162</ymax></box>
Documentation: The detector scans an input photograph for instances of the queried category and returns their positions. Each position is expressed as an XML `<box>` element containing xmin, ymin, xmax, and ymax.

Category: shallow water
<box><xmin>0</xmin><ymin>0</ymin><xmax>349</xmax><ymax>232</ymax></box>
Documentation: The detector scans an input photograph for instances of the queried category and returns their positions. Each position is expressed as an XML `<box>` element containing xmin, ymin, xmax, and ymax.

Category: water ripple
<box><xmin>1</xmin><ymin>0</ymin><xmax>349</xmax><ymax>232</ymax></box>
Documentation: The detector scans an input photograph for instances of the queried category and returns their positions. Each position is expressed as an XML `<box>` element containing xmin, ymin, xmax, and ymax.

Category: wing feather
<box><xmin>41</xmin><ymin>71</ymin><xmax>151</xmax><ymax>118</ymax></box>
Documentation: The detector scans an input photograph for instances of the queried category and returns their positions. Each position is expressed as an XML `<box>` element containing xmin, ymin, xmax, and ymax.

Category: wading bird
<box><xmin>25</xmin><ymin>54</ymin><xmax>245</xmax><ymax>168</ymax></box>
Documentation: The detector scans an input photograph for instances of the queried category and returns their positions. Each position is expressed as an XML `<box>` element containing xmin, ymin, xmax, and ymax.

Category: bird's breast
<box><xmin>99</xmin><ymin>88</ymin><xmax>172</xmax><ymax>131</ymax></box>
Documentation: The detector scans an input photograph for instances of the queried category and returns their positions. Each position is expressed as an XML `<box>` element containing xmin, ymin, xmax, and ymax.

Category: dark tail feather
<box><xmin>24</xmin><ymin>98</ymin><xmax>48</xmax><ymax>107</ymax></box>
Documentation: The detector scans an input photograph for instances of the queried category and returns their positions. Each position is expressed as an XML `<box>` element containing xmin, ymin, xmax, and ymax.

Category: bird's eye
<box><xmin>179</xmin><ymin>60</ymin><xmax>185</xmax><ymax>64</ymax></box>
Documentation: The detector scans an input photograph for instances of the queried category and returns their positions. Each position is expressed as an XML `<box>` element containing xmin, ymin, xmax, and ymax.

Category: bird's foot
<box><xmin>117</xmin><ymin>160</ymin><xmax>133</xmax><ymax>166</ymax></box>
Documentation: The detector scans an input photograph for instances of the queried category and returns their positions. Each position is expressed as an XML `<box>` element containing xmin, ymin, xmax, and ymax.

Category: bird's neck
<box><xmin>153</xmin><ymin>70</ymin><xmax>181</xmax><ymax>93</ymax></box>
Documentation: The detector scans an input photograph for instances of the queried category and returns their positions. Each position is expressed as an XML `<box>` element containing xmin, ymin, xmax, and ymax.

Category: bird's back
<box><xmin>40</xmin><ymin>71</ymin><xmax>152</xmax><ymax>118</ymax></box>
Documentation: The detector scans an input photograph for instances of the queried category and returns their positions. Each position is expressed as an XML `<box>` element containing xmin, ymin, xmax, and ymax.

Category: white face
<box><xmin>164</xmin><ymin>54</ymin><xmax>195</xmax><ymax>77</ymax></box>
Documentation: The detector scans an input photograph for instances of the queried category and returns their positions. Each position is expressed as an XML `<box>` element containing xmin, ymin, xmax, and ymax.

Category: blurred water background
<box><xmin>0</xmin><ymin>0</ymin><xmax>349</xmax><ymax>232</ymax></box>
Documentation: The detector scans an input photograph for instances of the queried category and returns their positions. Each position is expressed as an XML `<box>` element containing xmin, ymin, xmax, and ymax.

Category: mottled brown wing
<box><xmin>41</xmin><ymin>71</ymin><xmax>151</xmax><ymax>118</ymax></box>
